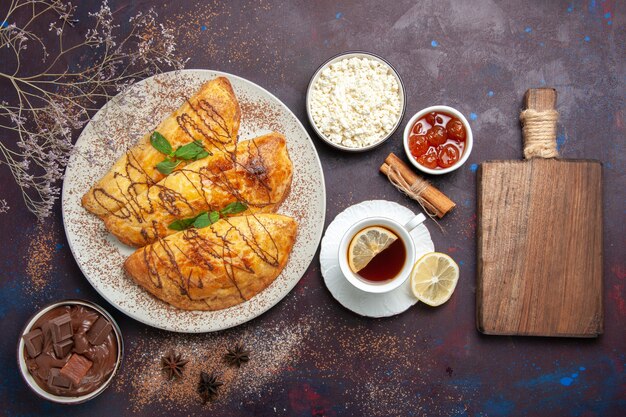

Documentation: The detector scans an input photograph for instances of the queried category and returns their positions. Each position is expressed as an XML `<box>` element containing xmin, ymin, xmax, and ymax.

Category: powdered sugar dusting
<box><xmin>114</xmin><ymin>319</ymin><xmax>310</xmax><ymax>412</ymax></box>
<box><xmin>25</xmin><ymin>222</ymin><xmax>58</xmax><ymax>294</ymax></box>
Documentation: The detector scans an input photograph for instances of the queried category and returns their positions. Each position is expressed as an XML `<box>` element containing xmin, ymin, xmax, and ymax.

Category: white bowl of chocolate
<box><xmin>17</xmin><ymin>299</ymin><xmax>123</xmax><ymax>404</ymax></box>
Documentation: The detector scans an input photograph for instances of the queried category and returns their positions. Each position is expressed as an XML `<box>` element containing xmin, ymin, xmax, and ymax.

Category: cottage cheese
<box><xmin>309</xmin><ymin>57</ymin><xmax>402</xmax><ymax>148</ymax></box>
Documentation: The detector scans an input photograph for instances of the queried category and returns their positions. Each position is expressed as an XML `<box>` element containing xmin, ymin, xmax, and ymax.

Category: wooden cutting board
<box><xmin>477</xmin><ymin>88</ymin><xmax>603</xmax><ymax>337</ymax></box>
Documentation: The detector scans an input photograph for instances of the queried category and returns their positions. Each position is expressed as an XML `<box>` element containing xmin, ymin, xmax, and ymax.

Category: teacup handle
<box><xmin>404</xmin><ymin>213</ymin><xmax>426</xmax><ymax>232</ymax></box>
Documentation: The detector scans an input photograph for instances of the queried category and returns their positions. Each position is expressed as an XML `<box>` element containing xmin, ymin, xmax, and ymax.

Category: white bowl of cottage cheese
<box><xmin>306</xmin><ymin>52</ymin><xmax>406</xmax><ymax>152</ymax></box>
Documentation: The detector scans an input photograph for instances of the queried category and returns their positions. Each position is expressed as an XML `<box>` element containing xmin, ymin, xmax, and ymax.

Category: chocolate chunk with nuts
<box><xmin>86</xmin><ymin>316</ymin><xmax>112</xmax><ymax>346</ymax></box>
<box><xmin>60</xmin><ymin>354</ymin><xmax>93</xmax><ymax>385</ymax></box>
<box><xmin>22</xmin><ymin>329</ymin><xmax>44</xmax><ymax>358</ymax></box>
<box><xmin>48</xmin><ymin>368</ymin><xmax>72</xmax><ymax>390</ymax></box>
<box><xmin>53</xmin><ymin>339</ymin><xmax>74</xmax><ymax>359</ymax></box>
<box><xmin>49</xmin><ymin>313</ymin><xmax>73</xmax><ymax>343</ymax></box>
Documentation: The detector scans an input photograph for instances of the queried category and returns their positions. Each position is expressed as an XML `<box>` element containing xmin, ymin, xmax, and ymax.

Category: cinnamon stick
<box><xmin>380</xmin><ymin>153</ymin><xmax>456</xmax><ymax>218</ymax></box>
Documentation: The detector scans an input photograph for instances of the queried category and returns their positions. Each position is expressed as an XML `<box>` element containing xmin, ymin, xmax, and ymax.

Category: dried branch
<box><xmin>0</xmin><ymin>199</ymin><xmax>9</xmax><ymax>214</ymax></box>
<box><xmin>0</xmin><ymin>0</ymin><xmax>187</xmax><ymax>218</ymax></box>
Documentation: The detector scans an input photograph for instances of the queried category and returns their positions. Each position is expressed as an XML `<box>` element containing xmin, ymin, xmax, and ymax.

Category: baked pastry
<box><xmin>103</xmin><ymin>132</ymin><xmax>293</xmax><ymax>247</ymax></box>
<box><xmin>81</xmin><ymin>77</ymin><xmax>241</xmax><ymax>218</ymax></box>
<box><xmin>123</xmin><ymin>214</ymin><xmax>298</xmax><ymax>311</ymax></box>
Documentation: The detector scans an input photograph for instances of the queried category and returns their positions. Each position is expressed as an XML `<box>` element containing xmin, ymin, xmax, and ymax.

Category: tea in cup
<box><xmin>338</xmin><ymin>214</ymin><xmax>426</xmax><ymax>293</ymax></box>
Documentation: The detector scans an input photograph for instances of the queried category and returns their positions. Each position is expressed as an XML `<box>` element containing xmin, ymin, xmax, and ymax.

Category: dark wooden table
<box><xmin>1</xmin><ymin>1</ymin><xmax>624</xmax><ymax>416</ymax></box>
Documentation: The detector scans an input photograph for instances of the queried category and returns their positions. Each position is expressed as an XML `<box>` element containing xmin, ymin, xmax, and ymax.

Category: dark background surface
<box><xmin>1</xmin><ymin>1</ymin><xmax>625</xmax><ymax>416</ymax></box>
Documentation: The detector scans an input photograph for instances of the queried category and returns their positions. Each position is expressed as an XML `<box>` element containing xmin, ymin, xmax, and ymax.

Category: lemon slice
<box><xmin>410</xmin><ymin>252</ymin><xmax>459</xmax><ymax>306</ymax></box>
<box><xmin>348</xmin><ymin>226</ymin><xmax>398</xmax><ymax>273</ymax></box>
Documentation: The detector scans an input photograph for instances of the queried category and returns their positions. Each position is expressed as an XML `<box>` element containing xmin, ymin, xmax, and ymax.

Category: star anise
<box><xmin>197</xmin><ymin>371</ymin><xmax>223</xmax><ymax>403</ymax></box>
<box><xmin>160</xmin><ymin>350</ymin><xmax>189</xmax><ymax>380</ymax></box>
<box><xmin>224</xmin><ymin>343</ymin><xmax>250</xmax><ymax>367</ymax></box>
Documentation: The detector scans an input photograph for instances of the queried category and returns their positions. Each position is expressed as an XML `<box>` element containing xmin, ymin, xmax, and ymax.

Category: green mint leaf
<box><xmin>209</xmin><ymin>211</ymin><xmax>220</xmax><ymax>224</ymax></box>
<box><xmin>220</xmin><ymin>201</ymin><xmax>248</xmax><ymax>215</ymax></box>
<box><xmin>166</xmin><ymin>202</ymin><xmax>246</xmax><ymax>232</ymax></box>
<box><xmin>168</xmin><ymin>217</ymin><xmax>196</xmax><ymax>231</ymax></box>
<box><xmin>174</xmin><ymin>141</ymin><xmax>206</xmax><ymax>160</ymax></box>
<box><xmin>193</xmin><ymin>150</ymin><xmax>211</xmax><ymax>160</ymax></box>
<box><xmin>169</xmin><ymin>211</ymin><xmax>207</xmax><ymax>231</ymax></box>
<box><xmin>193</xmin><ymin>212</ymin><xmax>211</xmax><ymax>229</ymax></box>
<box><xmin>156</xmin><ymin>158</ymin><xmax>181</xmax><ymax>175</ymax></box>
<box><xmin>150</xmin><ymin>131</ymin><xmax>172</xmax><ymax>155</ymax></box>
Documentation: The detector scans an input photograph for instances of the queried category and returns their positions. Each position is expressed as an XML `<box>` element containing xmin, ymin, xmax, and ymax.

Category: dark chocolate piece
<box><xmin>86</xmin><ymin>316</ymin><xmax>112</xmax><ymax>346</ymax></box>
<box><xmin>41</xmin><ymin>322</ymin><xmax>52</xmax><ymax>345</ymax></box>
<box><xmin>35</xmin><ymin>353</ymin><xmax>68</xmax><ymax>372</ymax></box>
<box><xmin>48</xmin><ymin>368</ymin><xmax>72</xmax><ymax>390</ymax></box>
<box><xmin>60</xmin><ymin>354</ymin><xmax>93</xmax><ymax>385</ymax></box>
<box><xmin>49</xmin><ymin>313</ymin><xmax>73</xmax><ymax>343</ymax></box>
<box><xmin>53</xmin><ymin>339</ymin><xmax>74</xmax><ymax>359</ymax></box>
<box><xmin>22</xmin><ymin>329</ymin><xmax>44</xmax><ymax>358</ymax></box>
<box><xmin>73</xmin><ymin>333</ymin><xmax>90</xmax><ymax>354</ymax></box>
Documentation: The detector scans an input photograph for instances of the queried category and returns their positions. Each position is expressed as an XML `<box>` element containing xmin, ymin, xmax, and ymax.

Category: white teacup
<box><xmin>338</xmin><ymin>214</ymin><xmax>426</xmax><ymax>293</ymax></box>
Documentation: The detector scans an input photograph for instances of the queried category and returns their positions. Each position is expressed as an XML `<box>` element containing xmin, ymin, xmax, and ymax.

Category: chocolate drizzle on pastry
<box><xmin>144</xmin><ymin>215</ymin><xmax>278</xmax><ymax>298</ymax></box>
<box><xmin>124</xmin><ymin>214</ymin><xmax>297</xmax><ymax>311</ymax></box>
<box><xmin>92</xmin><ymin>146</ymin><xmax>158</xmax><ymax>218</ymax></box>
<box><xmin>82</xmin><ymin>77</ymin><xmax>240</xmax><ymax>218</ymax></box>
<box><xmin>103</xmin><ymin>133</ymin><xmax>293</xmax><ymax>247</ymax></box>
<box><xmin>182</xmin><ymin>98</ymin><xmax>232</xmax><ymax>147</ymax></box>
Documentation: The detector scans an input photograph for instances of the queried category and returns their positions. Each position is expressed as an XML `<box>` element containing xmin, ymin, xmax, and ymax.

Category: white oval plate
<box><xmin>320</xmin><ymin>200</ymin><xmax>434</xmax><ymax>317</ymax></box>
<box><xmin>62</xmin><ymin>70</ymin><xmax>326</xmax><ymax>332</ymax></box>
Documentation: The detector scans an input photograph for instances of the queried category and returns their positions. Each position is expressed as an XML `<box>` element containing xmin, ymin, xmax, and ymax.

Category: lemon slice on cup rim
<box><xmin>410</xmin><ymin>252</ymin><xmax>459</xmax><ymax>306</ymax></box>
<box><xmin>347</xmin><ymin>226</ymin><xmax>398</xmax><ymax>273</ymax></box>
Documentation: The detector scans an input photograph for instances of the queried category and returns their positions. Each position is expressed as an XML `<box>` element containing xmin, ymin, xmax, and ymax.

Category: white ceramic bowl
<box><xmin>306</xmin><ymin>51</ymin><xmax>406</xmax><ymax>152</ymax></box>
<box><xmin>338</xmin><ymin>214</ymin><xmax>425</xmax><ymax>293</ymax></box>
<box><xmin>403</xmin><ymin>105</ymin><xmax>473</xmax><ymax>175</ymax></box>
<box><xmin>17</xmin><ymin>299</ymin><xmax>123</xmax><ymax>404</ymax></box>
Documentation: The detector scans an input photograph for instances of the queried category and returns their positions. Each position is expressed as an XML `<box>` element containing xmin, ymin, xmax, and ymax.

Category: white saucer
<box><xmin>320</xmin><ymin>200</ymin><xmax>435</xmax><ymax>317</ymax></box>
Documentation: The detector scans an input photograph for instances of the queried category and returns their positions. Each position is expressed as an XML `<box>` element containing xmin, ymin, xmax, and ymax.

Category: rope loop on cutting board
<box><xmin>520</xmin><ymin>109</ymin><xmax>559</xmax><ymax>159</ymax></box>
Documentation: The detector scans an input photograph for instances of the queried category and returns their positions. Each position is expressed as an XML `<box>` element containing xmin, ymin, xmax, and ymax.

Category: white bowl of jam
<box><xmin>403</xmin><ymin>106</ymin><xmax>473</xmax><ymax>175</ymax></box>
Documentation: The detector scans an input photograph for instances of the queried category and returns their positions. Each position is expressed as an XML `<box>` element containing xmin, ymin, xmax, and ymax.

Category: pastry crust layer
<box><xmin>124</xmin><ymin>214</ymin><xmax>298</xmax><ymax>311</ymax></box>
<box><xmin>103</xmin><ymin>132</ymin><xmax>293</xmax><ymax>247</ymax></box>
<box><xmin>81</xmin><ymin>77</ymin><xmax>241</xmax><ymax>218</ymax></box>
